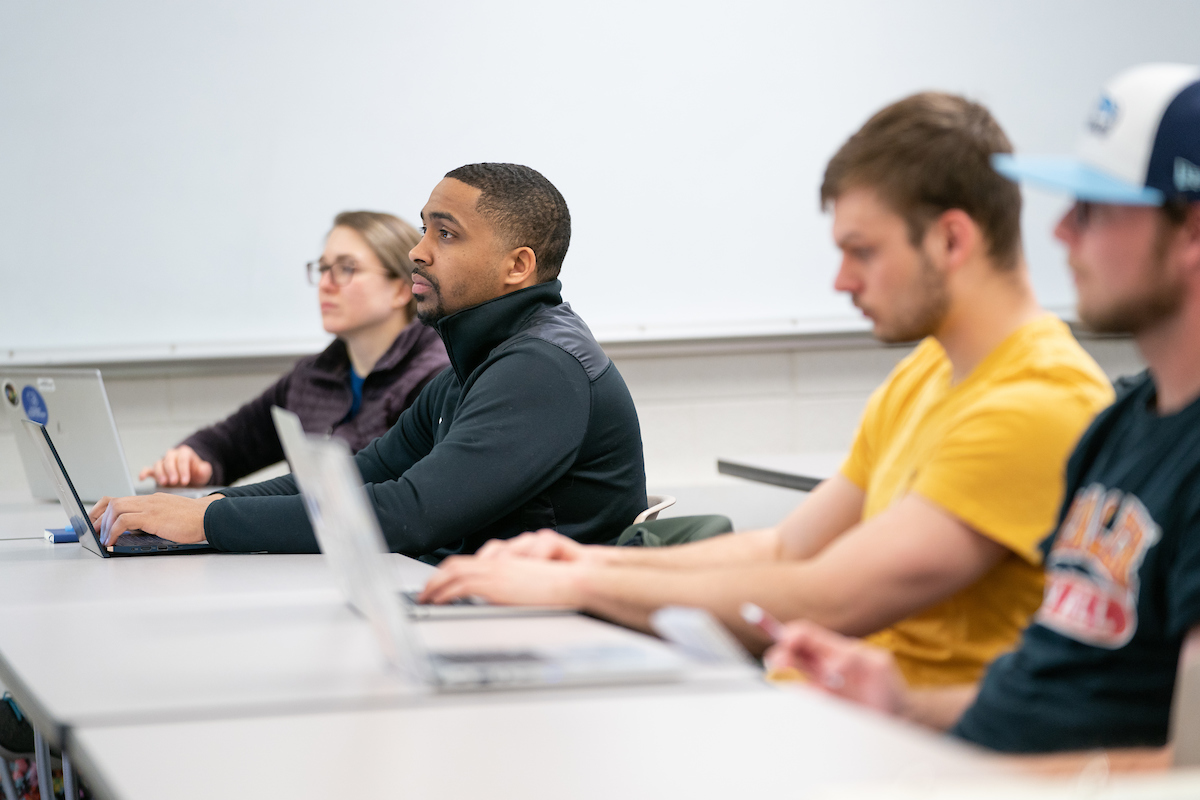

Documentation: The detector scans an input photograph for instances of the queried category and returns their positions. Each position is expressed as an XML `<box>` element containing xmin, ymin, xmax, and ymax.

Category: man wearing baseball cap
<box><xmin>765</xmin><ymin>63</ymin><xmax>1200</xmax><ymax>765</ymax></box>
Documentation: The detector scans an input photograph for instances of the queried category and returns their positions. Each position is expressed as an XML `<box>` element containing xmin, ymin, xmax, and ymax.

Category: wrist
<box><xmin>566</xmin><ymin>562</ymin><xmax>599</xmax><ymax>609</ymax></box>
<box><xmin>894</xmin><ymin>686</ymin><xmax>918</xmax><ymax>722</ymax></box>
<box><xmin>198</xmin><ymin>494</ymin><xmax>223</xmax><ymax>542</ymax></box>
<box><xmin>584</xmin><ymin>544</ymin><xmax>621</xmax><ymax>567</ymax></box>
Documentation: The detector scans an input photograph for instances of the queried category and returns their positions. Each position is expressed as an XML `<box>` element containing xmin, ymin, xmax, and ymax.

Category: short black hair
<box><xmin>444</xmin><ymin>163</ymin><xmax>571</xmax><ymax>282</ymax></box>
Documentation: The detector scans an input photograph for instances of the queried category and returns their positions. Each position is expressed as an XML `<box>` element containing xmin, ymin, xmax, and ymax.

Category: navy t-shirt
<box><xmin>953</xmin><ymin>372</ymin><xmax>1200</xmax><ymax>752</ymax></box>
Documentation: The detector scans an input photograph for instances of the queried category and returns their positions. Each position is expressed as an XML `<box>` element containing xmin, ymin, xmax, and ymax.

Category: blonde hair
<box><xmin>332</xmin><ymin>210</ymin><xmax>420</xmax><ymax>317</ymax></box>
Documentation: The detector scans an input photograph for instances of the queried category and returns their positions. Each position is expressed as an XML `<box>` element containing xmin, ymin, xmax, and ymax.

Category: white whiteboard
<box><xmin>2</xmin><ymin>0</ymin><xmax>1197</xmax><ymax>363</ymax></box>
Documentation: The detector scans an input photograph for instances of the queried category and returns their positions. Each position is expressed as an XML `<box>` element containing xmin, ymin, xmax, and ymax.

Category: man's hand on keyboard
<box><xmin>419</xmin><ymin>555</ymin><xmax>585</xmax><ymax>608</ymax></box>
<box><xmin>89</xmin><ymin>493</ymin><xmax>225</xmax><ymax>546</ymax></box>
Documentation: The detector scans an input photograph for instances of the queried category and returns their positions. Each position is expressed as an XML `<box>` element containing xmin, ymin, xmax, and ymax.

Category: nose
<box><xmin>410</xmin><ymin>231</ymin><xmax>431</xmax><ymax>266</ymax></box>
<box><xmin>833</xmin><ymin>255</ymin><xmax>860</xmax><ymax>294</ymax></box>
<box><xmin>318</xmin><ymin>267</ymin><xmax>339</xmax><ymax>292</ymax></box>
<box><xmin>1053</xmin><ymin>205</ymin><xmax>1081</xmax><ymax>249</ymax></box>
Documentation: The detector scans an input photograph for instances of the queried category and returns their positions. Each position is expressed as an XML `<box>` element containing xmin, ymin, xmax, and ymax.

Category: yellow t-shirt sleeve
<box><xmin>911</xmin><ymin>383</ymin><xmax>1108</xmax><ymax>565</ymax></box>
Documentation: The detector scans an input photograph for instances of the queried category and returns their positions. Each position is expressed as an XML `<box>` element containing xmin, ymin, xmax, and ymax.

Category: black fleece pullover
<box><xmin>204</xmin><ymin>281</ymin><xmax>648</xmax><ymax>561</ymax></box>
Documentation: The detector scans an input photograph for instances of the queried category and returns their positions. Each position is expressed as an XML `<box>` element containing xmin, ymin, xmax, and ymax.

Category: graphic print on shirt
<box><xmin>1035</xmin><ymin>483</ymin><xmax>1161</xmax><ymax>649</ymax></box>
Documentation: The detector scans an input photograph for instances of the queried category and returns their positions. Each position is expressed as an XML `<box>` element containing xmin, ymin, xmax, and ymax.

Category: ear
<box><xmin>1179</xmin><ymin>204</ymin><xmax>1200</xmax><ymax>278</ymax></box>
<box><xmin>390</xmin><ymin>279</ymin><xmax>414</xmax><ymax>310</ymax></box>
<box><xmin>923</xmin><ymin>209</ymin><xmax>981</xmax><ymax>273</ymax></box>
<box><xmin>502</xmin><ymin>246</ymin><xmax>539</xmax><ymax>288</ymax></box>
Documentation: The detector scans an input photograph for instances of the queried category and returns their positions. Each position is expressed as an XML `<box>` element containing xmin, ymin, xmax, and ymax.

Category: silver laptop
<box><xmin>271</xmin><ymin>406</ymin><xmax>574</xmax><ymax>621</ymax></box>
<box><xmin>2</xmin><ymin>369</ymin><xmax>137</xmax><ymax>502</ymax></box>
<box><xmin>2</xmin><ymin>368</ymin><xmax>221</xmax><ymax>502</ymax></box>
<box><xmin>285</xmin><ymin>427</ymin><xmax>684</xmax><ymax>691</ymax></box>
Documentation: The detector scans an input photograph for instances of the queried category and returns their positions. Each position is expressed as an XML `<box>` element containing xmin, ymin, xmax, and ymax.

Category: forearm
<box><xmin>217</xmin><ymin>472</ymin><xmax>299</xmax><ymax>498</ymax></box>
<box><xmin>595</xmin><ymin>528</ymin><xmax>781</xmax><ymax>569</ymax></box>
<box><xmin>575</xmin><ymin>560</ymin><xmax>858</xmax><ymax>652</ymax></box>
<box><xmin>776</xmin><ymin>475</ymin><xmax>865</xmax><ymax>560</ymax></box>
<box><xmin>184</xmin><ymin>426</ymin><xmax>277</xmax><ymax>487</ymax></box>
<box><xmin>352</xmin><ymin>430</ymin><xmax>422</xmax><ymax>484</ymax></box>
<box><xmin>1009</xmin><ymin>746</ymin><xmax>1172</xmax><ymax>775</ymax></box>
<box><xmin>183</xmin><ymin>378</ymin><xmax>290</xmax><ymax>486</ymax></box>
<box><xmin>898</xmin><ymin>684</ymin><xmax>978</xmax><ymax>732</ymax></box>
<box><xmin>203</xmin><ymin>494</ymin><xmax>319</xmax><ymax>553</ymax></box>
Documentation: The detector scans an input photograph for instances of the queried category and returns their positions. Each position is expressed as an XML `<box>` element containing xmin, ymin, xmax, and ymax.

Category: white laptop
<box><xmin>3</xmin><ymin>368</ymin><xmax>137</xmax><ymax>502</ymax></box>
<box><xmin>2</xmin><ymin>368</ymin><xmax>220</xmax><ymax>502</ymax></box>
<box><xmin>271</xmin><ymin>405</ymin><xmax>575</xmax><ymax>621</ymax></box>
<box><xmin>284</xmin><ymin>423</ymin><xmax>685</xmax><ymax>691</ymax></box>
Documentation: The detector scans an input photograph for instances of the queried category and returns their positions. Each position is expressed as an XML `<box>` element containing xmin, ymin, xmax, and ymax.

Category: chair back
<box><xmin>633</xmin><ymin>495</ymin><xmax>676</xmax><ymax>525</ymax></box>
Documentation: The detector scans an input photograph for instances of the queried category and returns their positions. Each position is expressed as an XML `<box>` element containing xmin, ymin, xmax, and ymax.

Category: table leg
<box><xmin>61</xmin><ymin>752</ymin><xmax>76</xmax><ymax>799</ymax></box>
<box><xmin>33</xmin><ymin>730</ymin><xmax>52</xmax><ymax>800</ymax></box>
<box><xmin>0</xmin><ymin>759</ymin><xmax>17</xmax><ymax>800</ymax></box>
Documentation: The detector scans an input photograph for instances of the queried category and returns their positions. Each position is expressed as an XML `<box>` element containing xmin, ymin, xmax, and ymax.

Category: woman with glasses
<box><xmin>139</xmin><ymin>211</ymin><xmax>449</xmax><ymax>488</ymax></box>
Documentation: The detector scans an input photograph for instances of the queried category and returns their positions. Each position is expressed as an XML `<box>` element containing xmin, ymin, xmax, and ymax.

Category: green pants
<box><xmin>615</xmin><ymin>515</ymin><xmax>734</xmax><ymax>547</ymax></box>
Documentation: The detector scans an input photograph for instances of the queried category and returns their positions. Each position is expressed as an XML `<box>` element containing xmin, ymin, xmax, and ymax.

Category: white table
<box><xmin>0</xmin><ymin>539</ymin><xmax>731</xmax><ymax>748</ymax></box>
<box><xmin>814</xmin><ymin>771</ymin><xmax>1200</xmax><ymax>800</ymax></box>
<box><xmin>68</xmin><ymin>686</ymin><xmax>997</xmax><ymax>800</ymax></box>
<box><xmin>0</xmin><ymin>491</ymin><xmax>69</xmax><ymax>541</ymax></box>
<box><xmin>717</xmin><ymin>452</ymin><xmax>846</xmax><ymax>492</ymax></box>
<box><xmin>0</xmin><ymin>539</ymin><xmax>420</xmax><ymax>742</ymax></box>
<box><xmin>0</xmin><ymin>507</ymin><xmax>992</xmax><ymax>800</ymax></box>
<box><xmin>0</xmin><ymin>538</ymin><xmax>431</xmax><ymax>609</ymax></box>
<box><xmin>0</xmin><ymin>589</ymin><xmax>710</xmax><ymax>748</ymax></box>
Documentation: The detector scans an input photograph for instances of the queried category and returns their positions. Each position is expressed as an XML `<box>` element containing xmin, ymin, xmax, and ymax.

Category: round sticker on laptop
<box><xmin>22</xmin><ymin>386</ymin><xmax>48</xmax><ymax>425</ymax></box>
<box><xmin>3</xmin><ymin>382</ymin><xmax>16</xmax><ymax>408</ymax></box>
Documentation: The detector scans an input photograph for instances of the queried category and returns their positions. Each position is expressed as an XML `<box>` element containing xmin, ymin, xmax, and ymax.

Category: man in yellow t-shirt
<box><xmin>847</xmin><ymin>315</ymin><xmax>1112</xmax><ymax>683</ymax></box>
<box><xmin>418</xmin><ymin>92</ymin><xmax>1114</xmax><ymax>687</ymax></box>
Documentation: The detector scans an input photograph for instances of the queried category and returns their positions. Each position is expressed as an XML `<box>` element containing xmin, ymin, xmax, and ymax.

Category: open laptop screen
<box><xmin>20</xmin><ymin>419</ymin><xmax>108</xmax><ymax>558</ymax></box>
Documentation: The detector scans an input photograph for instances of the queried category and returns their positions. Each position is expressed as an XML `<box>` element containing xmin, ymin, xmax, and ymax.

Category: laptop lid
<box><xmin>2</xmin><ymin>369</ymin><xmax>135</xmax><ymax>502</ymax></box>
<box><xmin>295</xmin><ymin>435</ymin><xmax>435</xmax><ymax>685</ymax></box>
<box><xmin>19</xmin><ymin>419</ymin><xmax>111</xmax><ymax>558</ymax></box>
<box><xmin>293</xmin><ymin>432</ymin><xmax>684</xmax><ymax>692</ymax></box>
<box><xmin>271</xmin><ymin>406</ymin><xmax>380</xmax><ymax>615</ymax></box>
<box><xmin>272</xmin><ymin>405</ymin><xmax>576</xmax><ymax>622</ymax></box>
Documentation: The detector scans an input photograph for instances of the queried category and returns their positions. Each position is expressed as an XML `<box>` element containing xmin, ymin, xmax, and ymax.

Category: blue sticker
<box><xmin>22</xmin><ymin>386</ymin><xmax>48</xmax><ymax>425</ymax></box>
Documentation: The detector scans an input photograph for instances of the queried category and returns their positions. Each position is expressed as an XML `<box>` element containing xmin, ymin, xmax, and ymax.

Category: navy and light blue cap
<box><xmin>993</xmin><ymin>63</ymin><xmax>1200</xmax><ymax>205</ymax></box>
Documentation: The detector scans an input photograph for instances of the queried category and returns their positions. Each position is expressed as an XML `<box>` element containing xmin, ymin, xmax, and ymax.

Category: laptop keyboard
<box><xmin>114</xmin><ymin>531</ymin><xmax>177</xmax><ymax>548</ymax></box>
<box><xmin>401</xmin><ymin>590</ymin><xmax>481</xmax><ymax>607</ymax></box>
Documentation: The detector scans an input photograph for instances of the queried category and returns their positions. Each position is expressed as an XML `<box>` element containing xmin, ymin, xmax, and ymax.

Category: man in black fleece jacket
<box><xmin>90</xmin><ymin>164</ymin><xmax>648</xmax><ymax>561</ymax></box>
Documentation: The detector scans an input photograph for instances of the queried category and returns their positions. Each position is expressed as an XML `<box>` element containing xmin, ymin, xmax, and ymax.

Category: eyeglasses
<box><xmin>306</xmin><ymin>259</ymin><xmax>393</xmax><ymax>287</ymax></box>
<box><xmin>1069</xmin><ymin>201</ymin><xmax>1099</xmax><ymax>229</ymax></box>
<box><xmin>1067</xmin><ymin>201</ymin><xmax>1144</xmax><ymax>230</ymax></box>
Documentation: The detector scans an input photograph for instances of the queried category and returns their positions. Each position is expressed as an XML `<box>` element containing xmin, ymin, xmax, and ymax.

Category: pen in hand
<box><xmin>740</xmin><ymin>601</ymin><xmax>785</xmax><ymax>640</ymax></box>
<box><xmin>740</xmin><ymin>602</ymin><xmax>844</xmax><ymax>689</ymax></box>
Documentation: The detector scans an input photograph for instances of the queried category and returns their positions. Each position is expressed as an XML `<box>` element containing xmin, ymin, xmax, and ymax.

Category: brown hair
<box><xmin>820</xmin><ymin>92</ymin><xmax>1023</xmax><ymax>270</ymax></box>
<box><xmin>332</xmin><ymin>210</ymin><xmax>420</xmax><ymax>318</ymax></box>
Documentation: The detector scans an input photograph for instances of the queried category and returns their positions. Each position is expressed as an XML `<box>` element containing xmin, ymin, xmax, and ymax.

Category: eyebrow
<box><xmin>427</xmin><ymin>211</ymin><xmax>459</xmax><ymax>225</ymax></box>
